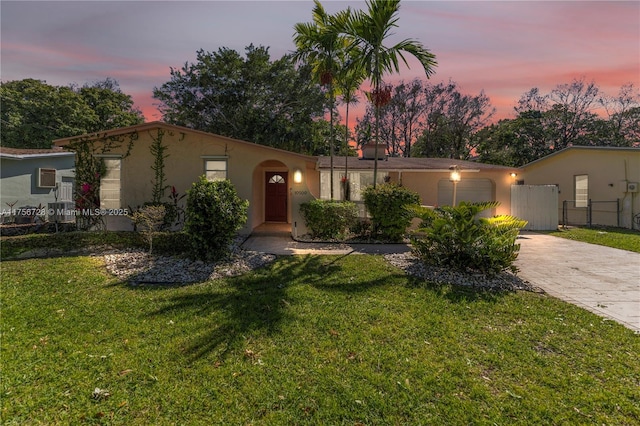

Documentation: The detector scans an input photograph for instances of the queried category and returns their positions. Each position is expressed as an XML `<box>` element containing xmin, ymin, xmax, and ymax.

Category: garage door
<box><xmin>438</xmin><ymin>178</ymin><xmax>494</xmax><ymax>213</ymax></box>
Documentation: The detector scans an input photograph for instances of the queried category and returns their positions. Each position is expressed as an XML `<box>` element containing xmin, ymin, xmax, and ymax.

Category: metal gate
<box><xmin>562</xmin><ymin>199</ymin><xmax>620</xmax><ymax>228</ymax></box>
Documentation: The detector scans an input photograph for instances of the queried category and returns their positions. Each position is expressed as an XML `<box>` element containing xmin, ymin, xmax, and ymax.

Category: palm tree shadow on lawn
<box><xmin>134</xmin><ymin>255</ymin><xmax>346</xmax><ymax>362</ymax></box>
<box><xmin>129</xmin><ymin>253</ymin><xmax>514</xmax><ymax>362</ymax></box>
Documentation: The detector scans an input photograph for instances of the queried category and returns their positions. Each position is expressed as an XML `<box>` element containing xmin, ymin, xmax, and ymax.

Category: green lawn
<box><xmin>2</xmin><ymin>254</ymin><xmax>639</xmax><ymax>425</ymax></box>
<box><xmin>546</xmin><ymin>226</ymin><xmax>640</xmax><ymax>253</ymax></box>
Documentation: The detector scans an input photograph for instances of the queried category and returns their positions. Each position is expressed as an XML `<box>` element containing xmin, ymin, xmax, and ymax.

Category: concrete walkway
<box><xmin>514</xmin><ymin>232</ymin><xmax>640</xmax><ymax>333</ymax></box>
<box><xmin>241</xmin><ymin>231</ymin><xmax>640</xmax><ymax>333</ymax></box>
<box><xmin>241</xmin><ymin>235</ymin><xmax>411</xmax><ymax>256</ymax></box>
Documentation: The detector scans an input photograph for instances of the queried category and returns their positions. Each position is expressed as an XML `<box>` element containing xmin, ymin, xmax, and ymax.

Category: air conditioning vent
<box><xmin>627</xmin><ymin>182</ymin><xmax>639</xmax><ymax>193</ymax></box>
<box><xmin>48</xmin><ymin>202</ymin><xmax>75</xmax><ymax>222</ymax></box>
<box><xmin>38</xmin><ymin>168</ymin><xmax>56</xmax><ymax>188</ymax></box>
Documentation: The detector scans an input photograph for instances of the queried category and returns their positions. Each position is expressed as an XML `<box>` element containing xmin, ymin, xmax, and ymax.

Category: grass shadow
<box><xmin>138</xmin><ymin>255</ymin><xmax>342</xmax><ymax>362</ymax></box>
<box><xmin>310</xmin><ymin>264</ymin><xmax>409</xmax><ymax>294</ymax></box>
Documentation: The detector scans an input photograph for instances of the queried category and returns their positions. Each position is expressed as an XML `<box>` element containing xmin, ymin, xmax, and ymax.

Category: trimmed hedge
<box><xmin>300</xmin><ymin>199</ymin><xmax>358</xmax><ymax>239</ymax></box>
<box><xmin>363</xmin><ymin>183</ymin><xmax>420</xmax><ymax>242</ymax></box>
<box><xmin>184</xmin><ymin>177</ymin><xmax>248</xmax><ymax>261</ymax></box>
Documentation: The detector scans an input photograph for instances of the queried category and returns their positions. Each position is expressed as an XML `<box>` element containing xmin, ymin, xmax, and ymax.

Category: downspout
<box><xmin>624</xmin><ymin>159</ymin><xmax>629</xmax><ymax>228</ymax></box>
<box><xmin>623</xmin><ymin>158</ymin><xmax>637</xmax><ymax>230</ymax></box>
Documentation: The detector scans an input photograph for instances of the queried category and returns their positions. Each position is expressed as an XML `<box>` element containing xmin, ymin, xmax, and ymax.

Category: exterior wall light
<box><xmin>293</xmin><ymin>168</ymin><xmax>303</xmax><ymax>183</ymax></box>
<box><xmin>449</xmin><ymin>165</ymin><xmax>461</xmax><ymax>206</ymax></box>
<box><xmin>510</xmin><ymin>172</ymin><xmax>518</xmax><ymax>178</ymax></box>
<box><xmin>450</xmin><ymin>168</ymin><xmax>461</xmax><ymax>183</ymax></box>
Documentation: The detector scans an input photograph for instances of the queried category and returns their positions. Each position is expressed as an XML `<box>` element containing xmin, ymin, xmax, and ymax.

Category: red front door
<box><xmin>265</xmin><ymin>172</ymin><xmax>288</xmax><ymax>222</ymax></box>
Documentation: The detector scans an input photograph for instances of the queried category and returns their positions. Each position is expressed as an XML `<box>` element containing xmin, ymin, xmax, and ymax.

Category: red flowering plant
<box><xmin>76</xmin><ymin>177</ymin><xmax>100</xmax><ymax>211</ymax></box>
<box><xmin>73</xmin><ymin>155</ymin><xmax>105</xmax><ymax>229</ymax></box>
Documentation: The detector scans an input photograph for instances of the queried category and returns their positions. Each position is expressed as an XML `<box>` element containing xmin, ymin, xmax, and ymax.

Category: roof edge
<box><xmin>0</xmin><ymin>152</ymin><xmax>75</xmax><ymax>160</ymax></box>
<box><xmin>53</xmin><ymin>121</ymin><xmax>318</xmax><ymax>161</ymax></box>
<box><xmin>521</xmin><ymin>145</ymin><xmax>640</xmax><ymax>168</ymax></box>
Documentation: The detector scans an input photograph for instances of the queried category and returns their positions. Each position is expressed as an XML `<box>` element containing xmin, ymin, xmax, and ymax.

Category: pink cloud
<box><xmin>3</xmin><ymin>0</ymin><xmax>636</xmax><ymax>132</ymax></box>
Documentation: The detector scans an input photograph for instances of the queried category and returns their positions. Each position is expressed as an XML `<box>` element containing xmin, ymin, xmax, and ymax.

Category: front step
<box><xmin>251</xmin><ymin>223</ymin><xmax>291</xmax><ymax>237</ymax></box>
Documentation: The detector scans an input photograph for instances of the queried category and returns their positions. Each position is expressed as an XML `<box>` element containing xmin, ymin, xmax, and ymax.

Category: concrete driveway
<box><xmin>514</xmin><ymin>232</ymin><xmax>640</xmax><ymax>333</ymax></box>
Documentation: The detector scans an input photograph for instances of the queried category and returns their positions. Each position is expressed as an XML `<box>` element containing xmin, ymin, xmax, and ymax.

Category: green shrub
<box><xmin>411</xmin><ymin>201</ymin><xmax>527</xmax><ymax>276</ymax></box>
<box><xmin>150</xmin><ymin>232</ymin><xmax>192</xmax><ymax>256</ymax></box>
<box><xmin>184</xmin><ymin>176</ymin><xmax>248</xmax><ymax>261</ymax></box>
<box><xmin>363</xmin><ymin>183</ymin><xmax>420</xmax><ymax>242</ymax></box>
<box><xmin>350</xmin><ymin>218</ymin><xmax>373</xmax><ymax>239</ymax></box>
<box><xmin>300</xmin><ymin>199</ymin><xmax>358</xmax><ymax>239</ymax></box>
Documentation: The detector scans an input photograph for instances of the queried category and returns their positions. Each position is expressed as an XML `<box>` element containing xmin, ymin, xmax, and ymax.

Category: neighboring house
<box><xmin>0</xmin><ymin>147</ymin><xmax>75</xmax><ymax>223</ymax></box>
<box><xmin>519</xmin><ymin>146</ymin><xmax>640</xmax><ymax>229</ymax></box>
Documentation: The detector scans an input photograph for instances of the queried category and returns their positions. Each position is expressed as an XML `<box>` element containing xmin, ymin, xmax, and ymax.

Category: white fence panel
<box><xmin>511</xmin><ymin>185</ymin><xmax>558</xmax><ymax>231</ymax></box>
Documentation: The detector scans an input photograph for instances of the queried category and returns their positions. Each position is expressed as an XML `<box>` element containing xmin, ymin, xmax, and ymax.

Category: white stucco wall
<box><xmin>520</xmin><ymin>147</ymin><xmax>640</xmax><ymax>229</ymax></box>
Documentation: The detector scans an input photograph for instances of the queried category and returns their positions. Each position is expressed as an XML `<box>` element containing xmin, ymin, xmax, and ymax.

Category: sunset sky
<box><xmin>2</xmin><ymin>0</ymin><xmax>638</xmax><ymax>124</ymax></box>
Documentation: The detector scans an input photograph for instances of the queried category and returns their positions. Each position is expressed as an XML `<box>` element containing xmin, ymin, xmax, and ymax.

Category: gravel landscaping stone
<box><xmin>11</xmin><ymin>233</ymin><xmax>537</xmax><ymax>291</ymax></box>
<box><xmin>104</xmin><ymin>249</ymin><xmax>276</xmax><ymax>284</ymax></box>
<box><xmin>103</xmin><ymin>247</ymin><xmax>537</xmax><ymax>291</ymax></box>
<box><xmin>384</xmin><ymin>252</ymin><xmax>541</xmax><ymax>292</ymax></box>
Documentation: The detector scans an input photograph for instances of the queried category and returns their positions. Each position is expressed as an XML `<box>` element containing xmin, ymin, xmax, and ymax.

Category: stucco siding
<box><xmin>69</xmin><ymin>126</ymin><xmax>316</xmax><ymax>234</ymax></box>
<box><xmin>399</xmin><ymin>170</ymin><xmax>514</xmax><ymax>216</ymax></box>
<box><xmin>521</xmin><ymin>148</ymin><xmax>640</xmax><ymax>229</ymax></box>
<box><xmin>0</xmin><ymin>155</ymin><xmax>75</xmax><ymax>213</ymax></box>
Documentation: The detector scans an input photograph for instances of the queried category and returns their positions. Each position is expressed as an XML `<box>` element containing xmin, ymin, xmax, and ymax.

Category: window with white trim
<box><xmin>575</xmin><ymin>174</ymin><xmax>588</xmax><ymax>208</ymax></box>
<box><xmin>100</xmin><ymin>158</ymin><xmax>122</xmax><ymax>209</ymax></box>
<box><xmin>204</xmin><ymin>159</ymin><xmax>227</xmax><ymax>181</ymax></box>
<box><xmin>320</xmin><ymin>170</ymin><xmax>388</xmax><ymax>201</ymax></box>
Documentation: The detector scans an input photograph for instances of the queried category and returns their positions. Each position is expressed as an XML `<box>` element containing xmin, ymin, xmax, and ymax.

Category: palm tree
<box><xmin>293</xmin><ymin>0</ymin><xmax>350</xmax><ymax>199</ymax></box>
<box><xmin>335</xmin><ymin>60</ymin><xmax>365</xmax><ymax>200</ymax></box>
<box><xmin>344</xmin><ymin>0</ymin><xmax>437</xmax><ymax>186</ymax></box>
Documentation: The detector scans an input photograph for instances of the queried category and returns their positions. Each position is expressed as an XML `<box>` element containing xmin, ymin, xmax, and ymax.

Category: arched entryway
<box><xmin>265</xmin><ymin>171</ymin><xmax>288</xmax><ymax>222</ymax></box>
<box><xmin>251</xmin><ymin>160</ymin><xmax>290</xmax><ymax>228</ymax></box>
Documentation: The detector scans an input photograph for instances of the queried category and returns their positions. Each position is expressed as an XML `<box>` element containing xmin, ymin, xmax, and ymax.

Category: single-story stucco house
<box><xmin>54</xmin><ymin>122</ymin><xmax>319</xmax><ymax>234</ymax></box>
<box><xmin>0</xmin><ymin>147</ymin><xmax>75</xmax><ymax>223</ymax></box>
<box><xmin>518</xmin><ymin>146</ymin><xmax>640</xmax><ymax>229</ymax></box>
<box><xmin>53</xmin><ymin>122</ymin><xmax>520</xmax><ymax>235</ymax></box>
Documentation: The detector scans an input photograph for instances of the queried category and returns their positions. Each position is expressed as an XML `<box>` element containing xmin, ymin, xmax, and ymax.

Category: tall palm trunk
<box><xmin>329</xmin><ymin>82</ymin><xmax>335</xmax><ymax>200</ymax></box>
<box><xmin>373</xmin><ymin>85</ymin><xmax>380</xmax><ymax>188</ymax></box>
<box><xmin>343</xmin><ymin>100</ymin><xmax>350</xmax><ymax>200</ymax></box>
<box><xmin>343</xmin><ymin>0</ymin><xmax>437</xmax><ymax>186</ymax></box>
<box><xmin>373</xmin><ymin>54</ymin><xmax>380</xmax><ymax>188</ymax></box>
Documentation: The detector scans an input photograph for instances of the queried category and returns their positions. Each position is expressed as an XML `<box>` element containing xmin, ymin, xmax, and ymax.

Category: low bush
<box><xmin>184</xmin><ymin>177</ymin><xmax>248</xmax><ymax>261</ymax></box>
<box><xmin>131</xmin><ymin>204</ymin><xmax>166</xmax><ymax>253</ymax></box>
<box><xmin>363</xmin><ymin>183</ymin><xmax>420</xmax><ymax>242</ymax></box>
<box><xmin>300</xmin><ymin>199</ymin><xmax>358</xmax><ymax>239</ymax></box>
<box><xmin>141</xmin><ymin>201</ymin><xmax>177</xmax><ymax>230</ymax></box>
<box><xmin>411</xmin><ymin>201</ymin><xmax>527</xmax><ymax>276</ymax></box>
<box><xmin>350</xmin><ymin>218</ymin><xmax>373</xmax><ymax>239</ymax></box>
